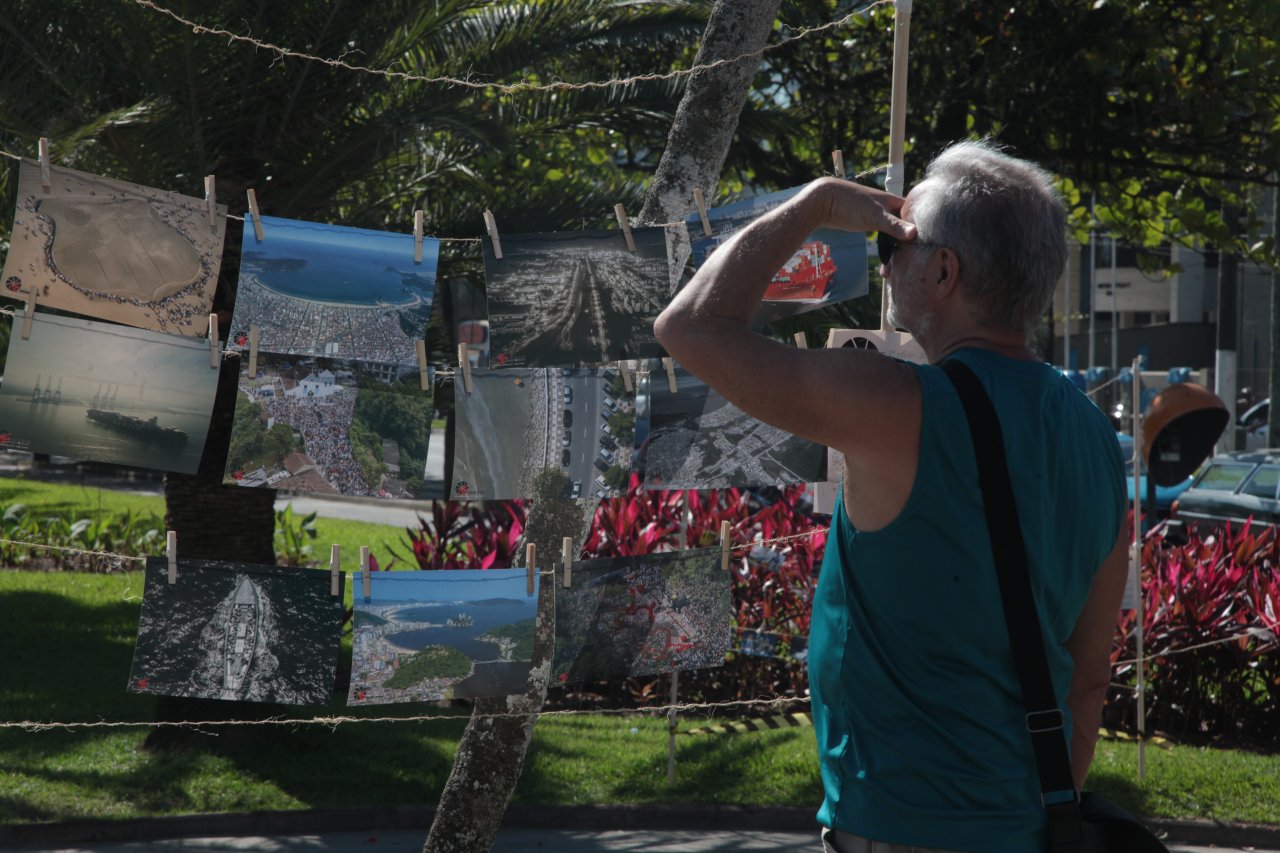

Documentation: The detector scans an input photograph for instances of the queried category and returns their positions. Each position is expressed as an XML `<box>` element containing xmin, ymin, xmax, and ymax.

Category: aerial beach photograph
<box><xmin>0</xmin><ymin>158</ymin><xmax>226</xmax><ymax>336</ymax></box>
<box><xmin>230</xmin><ymin>214</ymin><xmax>437</xmax><ymax>369</ymax></box>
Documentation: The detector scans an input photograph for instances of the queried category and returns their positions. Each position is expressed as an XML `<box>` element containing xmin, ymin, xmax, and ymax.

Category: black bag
<box><xmin>941</xmin><ymin>360</ymin><xmax>1167</xmax><ymax>853</ymax></box>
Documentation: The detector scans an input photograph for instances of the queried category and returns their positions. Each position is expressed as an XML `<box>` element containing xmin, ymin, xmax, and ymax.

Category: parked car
<box><xmin>562</xmin><ymin>448</ymin><xmax>571</xmax><ymax>467</ymax></box>
<box><xmin>570</xmin><ymin>480</ymin><xmax>582</xmax><ymax>499</ymax></box>
<box><xmin>563</xmin><ymin>410</ymin><xmax>573</xmax><ymax>428</ymax></box>
<box><xmin>1170</xmin><ymin>450</ymin><xmax>1280</xmax><ymax>531</ymax></box>
<box><xmin>1116</xmin><ymin>433</ymin><xmax>1194</xmax><ymax>516</ymax></box>
<box><xmin>594</xmin><ymin>457</ymin><xmax>609</xmax><ymax>473</ymax></box>
<box><xmin>562</xmin><ymin>429</ymin><xmax>572</xmax><ymax>448</ymax></box>
<box><xmin>564</xmin><ymin>387</ymin><xmax>573</xmax><ymax>404</ymax></box>
<box><xmin>602</xmin><ymin>396</ymin><xmax>617</xmax><ymax>412</ymax></box>
<box><xmin>1239</xmin><ymin>399</ymin><xmax>1270</xmax><ymax>450</ymax></box>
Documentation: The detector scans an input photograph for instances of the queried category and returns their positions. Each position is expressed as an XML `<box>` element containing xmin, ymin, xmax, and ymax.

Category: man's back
<box><xmin>808</xmin><ymin>349</ymin><xmax>1125</xmax><ymax>853</ymax></box>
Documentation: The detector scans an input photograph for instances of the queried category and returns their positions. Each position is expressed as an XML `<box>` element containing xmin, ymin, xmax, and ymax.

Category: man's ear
<box><xmin>934</xmin><ymin>247</ymin><xmax>960</xmax><ymax>297</ymax></box>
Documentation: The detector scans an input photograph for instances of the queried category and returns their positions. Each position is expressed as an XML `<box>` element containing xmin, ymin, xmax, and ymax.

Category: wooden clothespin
<box><xmin>662</xmin><ymin>357</ymin><xmax>678</xmax><ymax>393</ymax></box>
<box><xmin>483</xmin><ymin>209</ymin><xmax>503</xmax><ymax>259</ymax></box>
<box><xmin>204</xmin><ymin>176</ymin><xmax>217</xmax><ymax>232</ymax></box>
<box><xmin>832</xmin><ymin>149</ymin><xmax>846</xmax><ymax>179</ymax></box>
<box><xmin>416</xmin><ymin>340</ymin><xmax>430</xmax><ymax>391</ymax></box>
<box><xmin>794</xmin><ymin>331</ymin><xmax>807</xmax><ymax>349</ymax></box>
<box><xmin>457</xmin><ymin>343</ymin><xmax>473</xmax><ymax>394</ymax></box>
<box><xmin>330</xmin><ymin>544</ymin><xmax>341</xmax><ymax>596</ymax></box>
<box><xmin>360</xmin><ymin>545</ymin><xmax>371</xmax><ymax>601</ymax></box>
<box><xmin>246</xmin><ymin>189</ymin><xmax>264</xmax><ymax>241</ymax></box>
<box><xmin>619</xmin><ymin>361</ymin><xmax>633</xmax><ymax>393</ymax></box>
<box><xmin>613</xmin><ymin>203</ymin><xmax>637</xmax><ymax>252</ymax></box>
<box><xmin>413</xmin><ymin>210</ymin><xmax>425</xmax><ymax>264</ymax></box>
<box><xmin>38</xmin><ymin>137</ymin><xmax>51</xmax><ymax>191</ymax></box>
<box><xmin>526</xmin><ymin>543</ymin><xmax>537</xmax><ymax>597</ymax></box>
<box><xmin>166</xmin><ymin>531</ymin><xmax>178</xmax><ymax>585</ymax></box>
<box><xmin>21</xmin><ymin>290</ymin><xmax>36</xmax><ymax>340</ymax></box>
<box><xmin>561</xmin><ymin>537</ymin><xmax>574</xmax><ymax>588</ymax></box>
<box><xmin>692</xmin><ymin>188</ymin><xmax>713</xmax><ymax>237</ymax></box>
<box><xmin>208</xmin><ymin>313</ymin><xmax>220</xmax><ymax>369</ymax></box>
<box><xmin>248</xmin><ymin>324</ymin><xmax>260</xmax><ymax>377</ymax></box>
<box><xmin>720</xmin><ymin>521</ymin><xmax>732</xmax><ymax>572</ymax></box>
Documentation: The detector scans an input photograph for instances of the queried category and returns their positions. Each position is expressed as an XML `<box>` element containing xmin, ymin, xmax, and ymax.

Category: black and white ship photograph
<box><xmin>0</xmin><ymin>310</ymin><xmax>218</xmax><ymax>474</ymax></box>
<box><xmin>128</xmin><ymin>557</ymin><xmax>343</xmax><ymax>705</ymax></box>
<box><xmin>452</xmin><ymin>366</ymin><xmax>634</xmax><ymax>501</ymax></box>
<box><xmin>484</xmin><ymin>228</ymin><xmax>671</xmax><ymax>368</ymax></box>
<box><xmin>635</xmin><ymin>359</ymin><xmax>827</xmax><ymax>490</ymax></box>
<box><xmin>0</xmin><ymin>159</ymin><xmax>226</xmax><ymax>336</ymax></box>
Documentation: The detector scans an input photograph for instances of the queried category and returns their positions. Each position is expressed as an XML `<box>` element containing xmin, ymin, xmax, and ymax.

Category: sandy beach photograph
<box><xmin>0</xmin><ymin>309</ymin><xmax>219</xmax><ymax>474</ymax></box>
<box><xmin>229</xmin><ymin>215</ymin><xmax>436</xmax><ymax>370</ymax></box>
<box><xmin>348</xmin><ymin>569</ymin><xmax>537</xmax><ymax>705</ymax></box>
<box><xmin>0</xmin><ymin>159</ymin><xmax>226</xmax><ymax>336</ymax></box>
<box><xmin>686</xmin><ymin>185</ymin><xmax>868</xmax><ymax>323</ymax></box>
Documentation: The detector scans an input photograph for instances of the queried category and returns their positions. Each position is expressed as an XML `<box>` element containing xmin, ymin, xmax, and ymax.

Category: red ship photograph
<box><xmin>765</xmin><ymin>240</ymin><xmax>837</xmax><ymax>301</ymax></box>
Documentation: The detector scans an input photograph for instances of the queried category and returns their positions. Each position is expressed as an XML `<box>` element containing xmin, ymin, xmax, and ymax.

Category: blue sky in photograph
<box><xmin>362</xmin><ymin>569</ymin><xmax>532</xmax><ymax>602</ymax></box>
<box><xmin>249</xmin><ymin>215</ymin><xmax>439</xmax><ymax>272</ymax></box>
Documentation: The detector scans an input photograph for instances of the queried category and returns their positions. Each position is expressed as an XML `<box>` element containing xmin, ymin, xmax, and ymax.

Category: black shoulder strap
<box><xmin>940</xmin><ymin>359</ymin><xmax>1089</xmax><ymax>852</ymax></box>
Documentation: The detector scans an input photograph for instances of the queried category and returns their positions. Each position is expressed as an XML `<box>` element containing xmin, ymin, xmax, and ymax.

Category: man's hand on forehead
<box><xmin>808</xmin><ymin>177</ymin><xmax>916</xmax><ymax>242</ymax></box>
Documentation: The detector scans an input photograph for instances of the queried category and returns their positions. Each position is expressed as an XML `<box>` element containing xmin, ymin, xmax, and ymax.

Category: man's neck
<box><xmin>921</xmin><ymin>329</ymin><xmax>1038</xmax><ymax>365</ymax></box>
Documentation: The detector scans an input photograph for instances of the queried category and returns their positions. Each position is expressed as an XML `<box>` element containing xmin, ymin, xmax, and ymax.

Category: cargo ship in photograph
<box><xmin>222</xmin><ymin>575</ymin><xmax>262</xmax><ymax>700</ymax></box>
<box><xmin>85</xmin><ymin>409</ymin><xmax>188</xmax><ymax>444</ymax></box>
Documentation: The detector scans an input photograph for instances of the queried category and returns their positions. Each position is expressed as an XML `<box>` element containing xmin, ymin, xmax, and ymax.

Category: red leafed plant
<box><xmin>1105</xmin><ymin>518</ymin><xmax>1280</xmax><ymax>747</ymax></box>
<box><xmin>403</xmin><ymin>500</ymin><xmax>526</xmax><ymax>570</ymax></box>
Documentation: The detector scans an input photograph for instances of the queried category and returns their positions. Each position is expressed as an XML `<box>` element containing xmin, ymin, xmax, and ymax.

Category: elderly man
<box><xmin>655</xmin><ymin>140</ymin><xmax>1127</xmax><ymax>852</ymax></box>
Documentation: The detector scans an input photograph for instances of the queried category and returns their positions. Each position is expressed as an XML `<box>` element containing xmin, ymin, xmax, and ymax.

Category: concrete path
<box><xmin>10</xmin><ymin>828</ymin><xmax>1274</xmax><ymax>853</ymax></box>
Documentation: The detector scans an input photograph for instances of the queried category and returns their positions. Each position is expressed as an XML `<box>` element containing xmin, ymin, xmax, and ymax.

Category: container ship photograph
<box><xmin>85</xmin><ymin>408</ymin><xmax>188</xmax><ymax>444</ymax></box>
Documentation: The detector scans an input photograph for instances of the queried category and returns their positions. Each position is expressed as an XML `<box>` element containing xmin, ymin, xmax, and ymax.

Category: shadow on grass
<box><xmin>1086</xmin><ymin>767</ymin><xmax>1165</xmax><ymax>818</ymax></box>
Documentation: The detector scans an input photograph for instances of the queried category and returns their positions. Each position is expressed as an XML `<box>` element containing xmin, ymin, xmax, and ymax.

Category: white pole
<box><xmin>881</xmin><ymin>0</ymin><xmax>913</xmax><ymax>332</ymax></box>
<box><xmin>1065</xmin><ymin>247</ymin><xmax>1072</xmax><ymax>370</ymax></box>
<box><xmin>1111</xmin><ymin>237</ymin><xmax>1119</xmax><ymax>378</ymax></box>
<box><xmin>1131</xmin><ymin>356</ymin><xmax>1146</xmax><ymax>780</ymax></box>
<box><xmin>1088</xmin><ymin>193</ymin><xmax>1097</xmax><ymax>370</ymax></box>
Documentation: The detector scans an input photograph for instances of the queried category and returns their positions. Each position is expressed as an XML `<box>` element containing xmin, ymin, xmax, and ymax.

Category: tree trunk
<box><xmin>145</xmin><ymin>351</ymin><xmax>278</xmax><ymax>751</ymax></box>
<box><xmin>423</xmin><ymin>3</ymin><xmax>780</xmax><ymax>849</ymax></box>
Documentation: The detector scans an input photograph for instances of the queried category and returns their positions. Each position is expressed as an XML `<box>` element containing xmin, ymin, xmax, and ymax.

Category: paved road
<box><xmin>12</xmin><ymin>828</ymin><xmax>1274</xmax><ymax>853</ymax></box>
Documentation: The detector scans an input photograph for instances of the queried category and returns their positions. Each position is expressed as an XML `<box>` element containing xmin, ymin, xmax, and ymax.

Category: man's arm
<box><xmin>1063</xmin><ymin>519</ymin><xmax>1129</xmax><ymax>788</ymax></box>
<box><xmin>654</xmin><ymin>178</ymin><xmax>917</xmax><ymax>456</ymax></box>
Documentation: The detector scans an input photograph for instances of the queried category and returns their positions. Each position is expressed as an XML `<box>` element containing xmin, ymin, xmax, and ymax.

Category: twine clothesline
<box><xmin>0</xmin><ymin>694</ymin><xmax>810</xmax><ymax>731</ymax></box>
<box><xmin>130</xmin><ymin>0</ymin><xmax>894</xmax><ymax>96</ymax></box>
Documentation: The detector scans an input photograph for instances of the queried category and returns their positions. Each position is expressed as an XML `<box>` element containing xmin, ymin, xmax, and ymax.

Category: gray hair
<box><xmin>908</xmin><ymin>139</ymin><xmax>1068</xmax><ymax>336</ymax></box>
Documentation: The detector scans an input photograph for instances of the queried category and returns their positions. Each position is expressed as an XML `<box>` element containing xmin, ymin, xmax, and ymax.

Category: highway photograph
<box><xmin>484</xmin><ymin>228</ymin><xmax>671</xmax><ymax>368</ymax></box>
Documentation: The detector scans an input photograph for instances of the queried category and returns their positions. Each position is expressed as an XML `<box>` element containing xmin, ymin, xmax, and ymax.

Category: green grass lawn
<box><xmin>0</xmin><ymin>569</ymin><xmax>1278</xmax><ymax>825</ymax></box>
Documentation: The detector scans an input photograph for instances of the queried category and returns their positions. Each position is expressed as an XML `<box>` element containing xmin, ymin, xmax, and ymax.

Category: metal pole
<box><xmin>1111</xmin><ymin>236</ymin><xmax>1119</xmax><ymax>378</ymax></box>
<box><xmin>1132</xmin><ymin>356</ymin><xmax>1146</xmax><ymax>779</ymax></box>
<box><xmin>1065</xmin><ymin>242</ymin><xmax>1073</xmax><ymax>370</ymax></box>
<box><xmin>1088</xmin><ymin>196</ymin><xmax>1097</xmax><ymax>370</ymax></box>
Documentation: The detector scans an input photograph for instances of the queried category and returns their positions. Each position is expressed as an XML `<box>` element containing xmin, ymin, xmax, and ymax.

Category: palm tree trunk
<box><xmin>423</xmin><ymin>2</ymin><xmax>781</xmax><ymax>849</ymax></box>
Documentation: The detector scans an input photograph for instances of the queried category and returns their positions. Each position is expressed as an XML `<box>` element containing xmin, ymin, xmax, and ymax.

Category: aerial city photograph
<box><xmin>452</xmin><ymin>366</ymin><xmax>634</xmax><ymax>501</ymax></box>
<box><xmin>128</xmin><ymin>557</ymin><xmax>343</xmax><ymax>706</ymax></box>
<box><xmin>553</xmin><ymin>549</ymin><xmax>731</xmax><ymax>683</ymax></box>
<box><xmin>0</xmin><ymin>310</ymin><xmax>219</xmax><ymax>474</ymax></box>
<box><xmin>230</xmin><ymin>214</ymin><xmax>437</xmax><ymax>373</ymax></box>
<box><xmin>484</xmin><ymin>227</ymin><xmax>671</xmax><ymax>367</ymax></box>
<box><xmin>687</xmin><ymin>185</ymin><xmax>868</xmax><ymax>323</ymax></box>
<box><xmin>225</xmin><ymin>352</ymin><xmax>433</xmax><ymax>499</ymax></box>
<box><xmin>348</xmin><ymin>569</ymin><xmax>537</xmax><ymax>705</ymax></box>
<box><xmin>1</xmin><ymin>159</ymin><xmax>226</xmax><ymax>335</ymax></box>
<box><xmin>635</xmin><ymin>359</ymin><xmax>827</xmax><ymax>490</ymax></box>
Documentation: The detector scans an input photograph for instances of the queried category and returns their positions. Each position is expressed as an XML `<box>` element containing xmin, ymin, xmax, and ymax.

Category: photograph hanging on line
<box><xmin>633</xmin><ymin>359</ymin><xmax>827</xmax><ymax>491</ymax></box>
<box><xmin>686</xmin><ymin>185</ymin><xmax>868</xmax><ymax>324</ymax></box>
<box><xmin>451</xmin><ymin>366</ymin><xmax>635</xmax><ymax>501</ymax></box>
<box><xmin>484</xmin><ymin>228</ymin><xmax>671</xmax><ymax>368</ymax></box>
<box><xmin>224</xmin><ymin>352</ymin><xmax>433</xmax><ymax>499</ymax></box>
<box><xmin>128</xmin><ymin>557</ymin><xmax>343</xmax><ymax>705</ymax></box>
<box><xmin>0</xmin><ymin>310</ymin><xmax>218</xmax><ymax>474</ymax></box>
<box><xmin>0</xmin><ymin>159</ymin><xmax>226</xmax><ymax>336</ymax></box>
<box><xmin>553</xmin><ymin>549</ymin><xmax>731</xmax><ymax>683</ymax></box>
<box><xmin>229</xmin><ymin>215</ymin><xmax>437</xmax><ymax>369</ymax></box>
<box><xmin>348</xmin><ymin>569</ymin><xmax>537</xmax><ymax>705</ymax></box>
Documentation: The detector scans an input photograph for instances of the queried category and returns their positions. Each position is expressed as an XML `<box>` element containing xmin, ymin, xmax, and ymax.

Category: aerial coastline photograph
<box><xmin>230</xmin><ymin>214</ymin><xmax>437</xmax><ymax>369</ymax></box>
<box><xmin>128</xmin><ymin>557</ymin><xmax>343</xmax><ymax>706</ymax></box>
<box><xmin>348</xmin><ymin>569</ymin><xmax>537</xmax><ymax>705</ymax></box>
<box><xmin>0</xmin><ymin>310</ymin><xmax>219</xmax><ymax>474</ymax></box>
<box><xmin>484</xmin><ymin>228</ymin><xmax>671</xmax><ymax>368</ymax></box>
<box><xmin>0</xmin><ymin>159</ymin><xmax>226</xmax><ymax>336</ymax></box>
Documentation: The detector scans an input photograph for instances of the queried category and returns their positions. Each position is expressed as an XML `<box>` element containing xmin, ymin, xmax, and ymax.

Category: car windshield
<box><xmin>1193</xmin><ymin>462</ymin><xmax>1256</xmax><ymax>492</ymax></box>
<box><xmin>1241</xmin><ymin>465</ymin><xmax>1280</xmax><ymax>499</ymax></box>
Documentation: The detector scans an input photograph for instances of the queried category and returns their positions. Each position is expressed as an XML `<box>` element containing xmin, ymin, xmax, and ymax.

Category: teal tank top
<box><xmin>808</xmin><ymin>349</ymin><xmax>1125</xmax><ymax>852</ymax></box>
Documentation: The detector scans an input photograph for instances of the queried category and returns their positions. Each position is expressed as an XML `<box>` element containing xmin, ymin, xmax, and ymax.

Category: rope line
<box><xmin>130</xmin><ymin>0</ymin><xmax>893</xmax><ymax>95</ymax></box>
<box><xmin>0</xmin><ymin>694</ymin><xmax>810</xmax><ymax>731</ymax></box>
<box><xmin>1085</xmin><ymin>372</ymin><xmax>1126</xmax><ymax>399</ymax></box>
<box><xmin>1111</xmin><ymin>631</ymin><xmax>1270</xmax><ymax>667</ymax></box>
